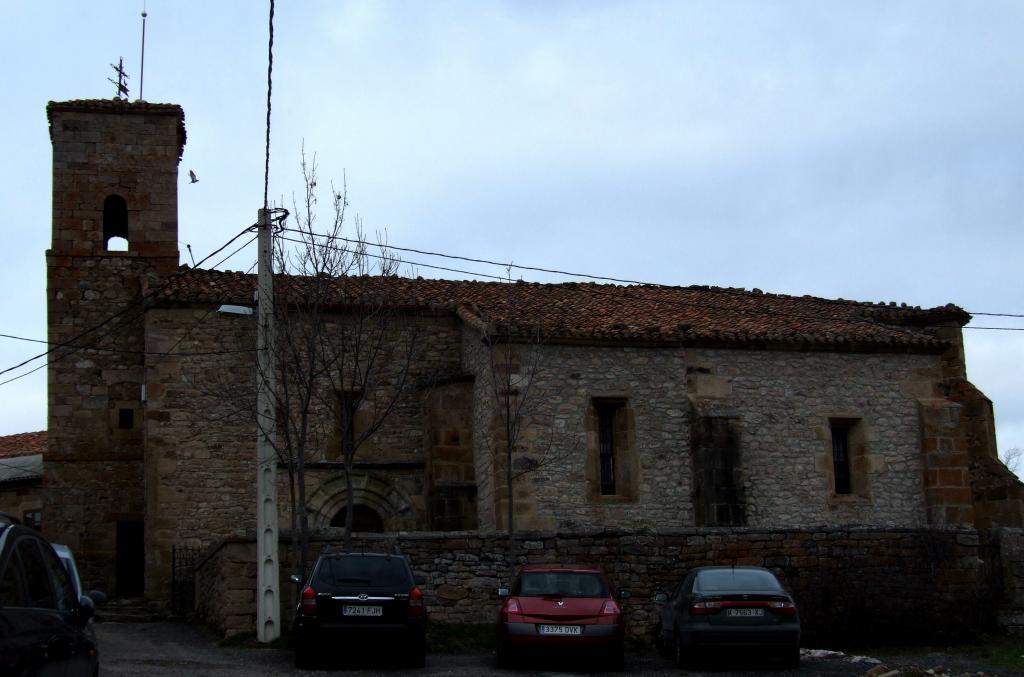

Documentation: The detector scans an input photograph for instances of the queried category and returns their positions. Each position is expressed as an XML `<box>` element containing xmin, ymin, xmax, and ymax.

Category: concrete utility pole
<box><xmin>256</xmin><ymin>208</ymin><xmax>280</xmax><ymax>642</ymax></box>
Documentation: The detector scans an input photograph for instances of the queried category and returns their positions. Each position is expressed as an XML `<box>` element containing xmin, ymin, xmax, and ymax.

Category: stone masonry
<box><xmin>195</xmin><ymin>527</ymin><xmax>1022</xmax><ymax>647</ymax></box>
<box><xmin>41</xmin><ymin>97</ymin><xmax>1022</xmax><ymax>610</ymax></box>
<box><xmin>45</xmin><ymin>100</ymin><xmax>184</xmax><ymax>596</ymax></box>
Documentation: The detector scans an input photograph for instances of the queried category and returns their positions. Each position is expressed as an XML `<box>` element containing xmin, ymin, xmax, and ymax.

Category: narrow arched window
<box><xmin>103</xmin><ymin>194</ymin><xmax>129</xmax><ymax>251</ymax></box>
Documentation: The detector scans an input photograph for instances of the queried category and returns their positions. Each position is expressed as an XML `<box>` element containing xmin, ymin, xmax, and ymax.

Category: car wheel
<box><xmin>294</xmin><ymin>648</ymin><xmax>314</xmax><ymax>670</ymax></box>
<box><xmin>407</xmin><ymin>646</ymin><xmax>426</xmax><ymax>668</ymax></box>
<box><xmin>608</xmin><ymin>641</ymin><xmax>625</xmax><ymax>672</ymax></box>
<box><xmin>496</xmin><ymin>638</ymin><xmax>511</xmax><ymax>669</ymax></box>
<box><xmin>673</xmin><ymin>630</ymin><xmax>692</xmax><ymax>669</ymax></box>
<box><xmin>784</xmin><ymin>645</ymin><xmax>800</xmax><ymax>670</ymax></box>
<box><xmin>654</xmin><ymin>623</ymin><xmax>668</xmax><ymax>658</ymax></box>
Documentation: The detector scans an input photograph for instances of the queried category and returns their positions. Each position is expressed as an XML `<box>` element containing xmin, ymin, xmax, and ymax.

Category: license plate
<box><xmin>726</xmin><ymin>608</ymin><xmax>764</xmax><ymax>617</ymax></box>
<box><xmin>343</xmin><ymin>605</ymin><xmax>382</xmax><ymax>617</ymax></box>
<box><xmin>540</xmin><ymin>624</ymin><xmax>582</xmax><ymax>636</ymax></box>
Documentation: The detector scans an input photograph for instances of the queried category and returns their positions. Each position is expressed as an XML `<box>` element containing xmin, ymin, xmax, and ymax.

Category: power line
<box><xmin>0</xmin><ymin>226</ymin><xmax>257</xmax><ymax>382</ymax></box>
<box><xmin>212</xmin><ymin>233</ymin><xmax>258</xmax><ymax>270</ymax></box>
<box><xmin>263</xmin><ymin>0</ymin><xmax>275</xmax><ymax>209</ymax></box>
<box><xmin>0</xmin><ymin>363</ymin><xmax>46</xmax><ymax>388</ymax></box>
<box><xmin>276</xmin><ymin>228</ymin><xmax>1024</xmax><ymax>321</ymax></box>
<box><xmin>970</xmin><ymin>312</ymin><xmax>1024</xmax><ymax>318</ymax></box>
<box><xmin>0</xmin><ymin>333</ymin><xmax>255</xmax><ymax>356</ymax></box>
<box><xmin>272</xmin><ymin>234</ymin><xmax>951</xmax><ymax>341</ymax></box>
<box><xmin>277</xmin><ymin>227</ymin><xmax>656</xmax><ymax>287</ymax></box>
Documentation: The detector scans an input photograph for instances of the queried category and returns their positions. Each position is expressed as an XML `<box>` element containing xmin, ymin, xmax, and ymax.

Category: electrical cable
<box><xmin>263</xmin><ymin>0</ymin><xmax>275</xmax><ymax>209</ymax></box>
<box><xmin>0</xmin><ymin>333</ymin><xmax>256</xmax><ymax>357</ymax></box>
<box><xmin>277</xmin><ymin>227</ymin><xmax>654</xmax><ymax>287</ymax></box>
<box><xmin>272</xmin><ymin>234</ymin><xmax>962</xmax><ymax>340</ymax></box>
<box><xmin>276</xmin><ymin>227</ymin><xmax>1024</xmax><ymax>322</ymax></box>
<box><xmin>0</xmin><ymin>226</ymin><xmax>257</xmax><ymax>383</ymax></box>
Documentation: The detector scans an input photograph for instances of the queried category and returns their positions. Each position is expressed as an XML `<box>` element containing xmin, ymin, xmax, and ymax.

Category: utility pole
<box><xmin>256</xmin><ymin>207</ymin><xmax>280</xmax><ymax>642</ymax></box>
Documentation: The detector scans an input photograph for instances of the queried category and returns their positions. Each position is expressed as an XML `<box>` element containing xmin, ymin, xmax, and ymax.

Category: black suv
<box><xmin>0</xmin><ymin>520</ymin><xmax>102</xmax><ymax>677</ymax></box>
<box><xmin>290</xmin><ymin>550</ymin><xmax>427</xmax><ymax>669</ymax></box>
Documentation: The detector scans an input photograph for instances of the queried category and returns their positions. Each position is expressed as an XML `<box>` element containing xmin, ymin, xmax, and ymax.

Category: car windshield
<box><xmin>313</xmin><ymin>556</ymin><xmax>410</xmax><ymax>590</ymax></box>
<box><xmin>696</xmin><ymin>569</ymin><xmax>782</xmax><ymax>592</ymax></box>
<box><xmin>517</xmin><ymin>571</ymin><xmax>608</xmax><ymax>598</ymax></box>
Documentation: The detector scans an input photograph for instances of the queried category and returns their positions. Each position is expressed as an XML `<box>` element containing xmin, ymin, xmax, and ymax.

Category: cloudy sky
<box><xmin>2</xmin><ymin>1</ymin><xmax>1021</xmax><ymax>462</ymax></box>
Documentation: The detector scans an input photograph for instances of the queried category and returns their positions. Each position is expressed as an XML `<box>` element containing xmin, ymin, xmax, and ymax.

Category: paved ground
<box><xmin>95</xmin><ymin>621</ymin><xmax>1018</xmax><ymax>677</ymax></box>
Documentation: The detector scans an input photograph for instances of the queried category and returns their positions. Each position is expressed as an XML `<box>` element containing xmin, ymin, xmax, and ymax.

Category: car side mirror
<box><xmin>654</xmin><ymin>591</ymin><xmax>668</xmax><ymax>603</ymax></box>
<box><xmin>78</xmin><ymin>594</ymin><xmax>96</xmax><ymax>624</ymax></box>
<box><xmin>289</xmin><ymin>574</ymin><xmax>304</xmax><ymax>586</ymax></box>
<box><xmin>497</xmin><ymin>586</ymin><xmax>510</xmax><ymax>598</ymax></box>
<box><xmin>619</xmin><ymin>590</ymin><xmax>631</xmax><ymax>600</ymax></box>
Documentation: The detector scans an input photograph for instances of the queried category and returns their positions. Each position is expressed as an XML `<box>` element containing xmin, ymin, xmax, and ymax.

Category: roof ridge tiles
<box><xmin>158</xmin><ymin>268</ymin><xmax>961</xmax><ymax>349</ymax></box>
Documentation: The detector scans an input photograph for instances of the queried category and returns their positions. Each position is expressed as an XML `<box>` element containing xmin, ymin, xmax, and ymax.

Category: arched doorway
<box><xmin>329</xmin><ymin>504</ymin><xmax>384</xmax><ymax>532</ymax></box>
<box><xmin>305</xmin><ymin>471</ymin><xmax>418</xmax><ymax>531</ymax></box>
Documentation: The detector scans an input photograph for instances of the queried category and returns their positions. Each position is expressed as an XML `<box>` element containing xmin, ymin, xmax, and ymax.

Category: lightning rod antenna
<box><xmin>138</xmin><ymin>2</ymin><xmax>148</xmax><ymax>101</ymax></box>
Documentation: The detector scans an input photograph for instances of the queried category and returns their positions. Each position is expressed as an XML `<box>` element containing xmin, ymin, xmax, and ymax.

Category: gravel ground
<box><xmin>95</xmin><ymin>621</ymin><xmax>1019</xmax><ymax>677</ymax></box>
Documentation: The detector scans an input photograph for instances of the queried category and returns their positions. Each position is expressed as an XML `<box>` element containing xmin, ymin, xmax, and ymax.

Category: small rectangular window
<box><xmin>118</xmin><ymin>408</ymin><xmax>134</xmax><ymax>430</ymax></box>
<box><xmin>831</xmin><ymin>424</ymin><xmax>852</xmax><ymax>494</ymax></box>
<box><xmin>595</xmin><ymin>401</ymin><xmax>622</xmax><ymax>495</ymax></box>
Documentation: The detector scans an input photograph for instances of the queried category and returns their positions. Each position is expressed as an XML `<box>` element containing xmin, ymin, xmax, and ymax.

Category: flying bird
<box><xmin>189</xmin><ymin>170</ymin><xmax>199</xmax><ymax>184</ymax></box>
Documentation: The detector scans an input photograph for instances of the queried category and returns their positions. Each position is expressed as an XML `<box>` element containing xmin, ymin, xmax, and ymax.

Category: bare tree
<box><xmin>1002</xmin><ymin>448</ymin><xmax>1022</xmax><ymax>480</ymax></box>
<box><xmin>266</xmin><ymin>150</ymin><xmax>419</xmax><ymax>576</ymax></box>
<box><xmin>476</xmin><ymin>272</ymin><xmax>578</xmax><ymax>566</ymax></box>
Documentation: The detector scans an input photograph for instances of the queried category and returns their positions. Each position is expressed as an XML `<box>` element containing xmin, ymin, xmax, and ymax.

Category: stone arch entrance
<box><xmin>330</xmin><ymin>504</ymin><xmax>384</xmax><ymax>532</ymax></box>
<box><xmin>306</xmin><ymin>472</ymin><xmax>417</xmax><ymax>531</ymax></box>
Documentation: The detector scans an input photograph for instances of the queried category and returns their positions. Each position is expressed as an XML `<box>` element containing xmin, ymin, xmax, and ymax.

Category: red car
<box><xmin>496</xmin><ymin>564</ymin><xmax>628</xmax><ymax>670</ymax></box>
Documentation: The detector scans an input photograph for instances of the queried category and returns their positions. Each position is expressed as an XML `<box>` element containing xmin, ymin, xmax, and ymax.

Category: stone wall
<box><xmin>466</xmin><ymin>337</ymin><xmax>951</xmax><ymax>532</ymax></box>
<box><xmin>995</xmin><ymin>529</ymin><xmax>1024</xmax><ymax>634</ymax></box>
<box><xmin>465</xmin><ymin>338</ymin><xmax>693</xmax><ymax>532</ymax></box>
<box><xmin>0</xmin><ymin>481</ymin><xmax>42</xmax><ymax>525</ymax></box>
<box><xmin>45</xmin><ymin>101</ymin><xmax>183</xmax><ymax>596</ymax></box>
<box><xmin>144</xmin><ymin>308</ymin><xmax>469</xmax><ymax>598</ymax></box>
<box><xmin>690</xmin><ymin>348</ymin><xmax>939</xmax><ymax>527</ymax></box>
<box><xmin>195</xmin><ymin>527</ymin><xmax>1018</xmax><ymax>647</ymax></box>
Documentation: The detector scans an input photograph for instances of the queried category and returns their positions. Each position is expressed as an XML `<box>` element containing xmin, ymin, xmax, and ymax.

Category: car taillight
<box><xmin>769</xmin><ymin>600</ymin><xmax>797</xmax><ymax>615</ymax></box>
<box><xmin>500</xmin><ymin>598</ymin><xmax>522</xmax><ymax>623</ymax></box>
<box><xmin>408</xmin><ymin>586</ymin><xmax>425</xmax><ymax>616</ymax></box>
<box><xmin>691</xmin><ymin>600</ymin><xmax>722</xmax><ymax>615</ymax></box>
<box><xmin>301</xmin><ymin>585</ymin><xmax>317</xmax><ymax>617</ymax></box>
<box><xmin>600</xmin><ymin>600</ymin><xmax>621</xmax><ymax>616</ymax></box>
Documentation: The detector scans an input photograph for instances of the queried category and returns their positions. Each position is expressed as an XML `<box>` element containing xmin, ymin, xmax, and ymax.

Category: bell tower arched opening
<box><xmin>103</xmin><ymin>194</ymin><xmax>129</xmax><ymax>251</ymax></box>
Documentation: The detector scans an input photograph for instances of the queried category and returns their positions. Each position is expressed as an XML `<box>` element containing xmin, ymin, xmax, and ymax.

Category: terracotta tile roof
<box><xmin>46</xmin><ymin>99</ymin><xmax>186</xmax><ymax>159</ymax></box>
<box><xmin>0</xmin><ymin>431</ymin><xmax>47</xmax><ymax>459</ymax></box>
<box><xmin>156</xmin><ymin>267</ymin><xmax>968</xmax><ymax>351</ymax></box>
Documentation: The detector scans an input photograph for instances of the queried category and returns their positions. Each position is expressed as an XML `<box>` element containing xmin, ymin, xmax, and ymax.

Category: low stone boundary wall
<box><xmin>194</xmin><ymin>527</ymin><xmax>1024</xmax><ymax>647</ymax></box>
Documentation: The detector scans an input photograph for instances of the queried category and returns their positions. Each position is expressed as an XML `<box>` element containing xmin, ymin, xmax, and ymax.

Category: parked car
<box><xmin>496</xmin><ymin>564</ymin><xmax>628</xmax><ymax>670</ymax></box>
<box><xmin>654</xmin><ymin>565</ymin><xmax>801</xmax><ymax>669</ymax></box>
<box><xmin>0</xmin><ymin>520</ymin><xmax>102</xmax><ymax>677</ymax></box>
<box><xmin>290</xmin><ymin>549</ymin><xmax>427</xmax><ymax>669</ymax></box>
<box><xmin>52</xmin><ymin>544</ymin><xmax>106</xmax><ymax>621</ymax></box>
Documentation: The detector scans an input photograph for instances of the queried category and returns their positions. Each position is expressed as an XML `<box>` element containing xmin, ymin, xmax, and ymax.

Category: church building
<box><xmin>42</xmin><ymin>98</ymin><xmax>1023</xmax><ymax>602</ymax></box>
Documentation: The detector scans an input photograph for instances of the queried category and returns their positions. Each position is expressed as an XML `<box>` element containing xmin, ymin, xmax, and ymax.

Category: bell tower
<box><xmin>45</xmin><ymin>99</ymin><xmax>185</xmax><ymax>596</ymax></box>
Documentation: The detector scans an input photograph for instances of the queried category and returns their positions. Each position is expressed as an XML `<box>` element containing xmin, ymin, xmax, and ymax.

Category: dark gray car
<box><xmin>290</xmin><ymin>550</ymin><xmax>427</xmax><ymax>669</ymax></box>
<box><xmin>654</xmin><ymin>566</ymin><xmax>801</xmax><ymax>669</ymax></box>
<box><xmin>0</xmin><ymin>521</ymin><xmax>102</xmax><ymax>676</ymax></box>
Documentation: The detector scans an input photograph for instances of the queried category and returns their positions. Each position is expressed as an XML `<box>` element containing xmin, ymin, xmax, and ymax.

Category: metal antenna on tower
<box><xmin>138</xmin><ymin>2</ymin><xmax>148</xmax><ymax>101</ymax></box>
<box><xmin>108</xmin><ymin>57</ymin><xmax>130</xmax><ymax>100</ymax></box>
